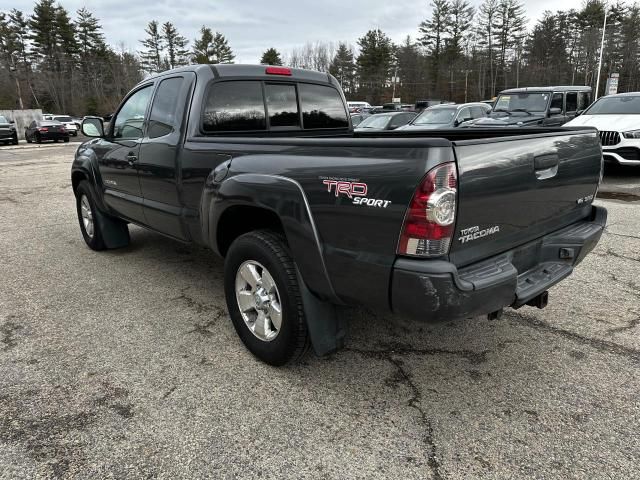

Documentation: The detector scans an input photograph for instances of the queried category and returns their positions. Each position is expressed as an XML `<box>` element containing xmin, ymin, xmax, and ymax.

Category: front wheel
<box><xmin>224</xmin><ymin>230</ymin><xmax>310</xmax><ymax>366</ymax></box>
<box><xmin>75</xmin><ymin>181</ymin><xmax>106</xmax><ymax>250</ymax></box>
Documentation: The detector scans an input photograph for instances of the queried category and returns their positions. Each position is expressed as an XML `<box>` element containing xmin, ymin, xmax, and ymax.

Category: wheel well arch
<box><xmin>216</xmin><ymin>205</ymin><xmax>286</xmax><ymax>256</ymax></box>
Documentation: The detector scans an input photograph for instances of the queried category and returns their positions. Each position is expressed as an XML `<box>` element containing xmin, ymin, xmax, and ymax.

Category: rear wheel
<box><xmin>35</xmin><ymin>133</ymin><xmax>41</xmax><ymax>144</ymax></box>
<box><xmin>11</xmin><ymin>134</ymin><xmax>18</xmax><ymax>145</ymax></box>
<box><xmin>224</xmin><ymin>230</ymin><xmax>310</xmax><ymax>366</ymax></box>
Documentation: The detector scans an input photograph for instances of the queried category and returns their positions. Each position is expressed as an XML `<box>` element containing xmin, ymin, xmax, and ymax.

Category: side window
<box><xmin>389</xmin><ymin>114</ymin><xmax>410</xmax><ymax>128</ymax></box>
<box><xmin>578</xmin><ymin>92</ymin><xmax>591</xmax><ymax>111</ymax></box>
<box><xmin>203</xmin><ymin>81</ymin><xmax>266</xmax><ymax>132</ymax></box>
<box><xmin>457</xmin><ymin>107</ymin><xmax>471</xmax><ymax>121</ymax></box>
<box><xmin>471</xmin><ymin>106</ymin><xmax>487</xmax><ymax>118</ymax></box>
<box><xmin>566</xmin><ymin>92</ymin><xmax>578</xmax><ymax>113</ymax></box>
<box><xmin>148</xmin><ymin>77</ymin><xmax>185</xmax><ymax>139</ymax></box>
<box><xmin>30</xmin><ymin>121</ymin><xmax>36</xmax><ymax>128</ymax></box>
<box><xmin>265</xmin><ymin>83</ymin><xmax>300</xmax><ymax>128</ymax></box>
<box><xmin>298</xmin><ymin>83</ymin><xmax>349</xmax><ymax>129</ymax></box>
<box><xmin>113</xmin><ymin>85</ymin><xmax>153</xmax><ymax>139</ymax></box>
<box><xmin>550</xmin><ymin>93</ymin><xmax>564</xmax><ymax>113</ymax></box>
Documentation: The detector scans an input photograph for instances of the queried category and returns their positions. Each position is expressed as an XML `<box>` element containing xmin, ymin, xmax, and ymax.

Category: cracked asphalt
<box><xmin>1</xmin><ymin>143</ymin><xmax>639</xmax><ymax>479</ymax></box>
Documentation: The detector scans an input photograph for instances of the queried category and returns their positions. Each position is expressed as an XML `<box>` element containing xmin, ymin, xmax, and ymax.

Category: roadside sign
<box><xmin>606</xmin><ymin>73</ymin><xmax>619</xmax><ymax>96</ymax></box>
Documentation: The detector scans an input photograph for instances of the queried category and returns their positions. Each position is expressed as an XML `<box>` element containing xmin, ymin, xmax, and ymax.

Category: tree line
<box><xmin>0</xmin><ymin>0</ymin><xmax>636</xmax><ymax>113</ymax></box>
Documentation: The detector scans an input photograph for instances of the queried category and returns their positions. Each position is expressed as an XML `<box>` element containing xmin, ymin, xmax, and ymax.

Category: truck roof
<box><xmin>500</xmin><ymin>86</ymin><xmax>592</xmax><ymax>94</ymax></box>
<box><xmin>140</xmin><ymin>64</ymin><xmax>335</xmax><ymax>85</ymax></box>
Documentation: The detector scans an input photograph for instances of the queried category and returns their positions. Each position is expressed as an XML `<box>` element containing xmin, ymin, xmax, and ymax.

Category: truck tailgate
<box><xmin>450</xmin><ymin>129</ymin><xmax>602</xmax><ymax>267</ymax></box>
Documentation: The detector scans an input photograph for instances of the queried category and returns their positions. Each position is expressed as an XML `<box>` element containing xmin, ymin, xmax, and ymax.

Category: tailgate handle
<box><xmin>534</xmin><ymin>154</ymin><xmax>559</xmax><ymax>180</ymax></box>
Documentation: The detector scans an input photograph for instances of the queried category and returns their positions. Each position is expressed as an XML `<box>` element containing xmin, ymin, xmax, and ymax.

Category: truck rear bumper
<box><xmin>391</xmin><ymin>205</ymin><xmax>607</xmax><ymax>322</ymax></box>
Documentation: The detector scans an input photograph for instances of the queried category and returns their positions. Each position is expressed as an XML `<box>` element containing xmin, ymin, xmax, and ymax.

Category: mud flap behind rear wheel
<box><xmin>296</xmin><ymin>268</ymin><xmax>347</xmax><ymax>357</ymax></box>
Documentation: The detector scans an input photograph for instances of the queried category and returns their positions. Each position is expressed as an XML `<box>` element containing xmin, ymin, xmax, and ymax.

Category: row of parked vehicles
<box><xmin>349</xmin><ymin>86</ymin><xmax>640</xmax><ymax>166</ymax></box>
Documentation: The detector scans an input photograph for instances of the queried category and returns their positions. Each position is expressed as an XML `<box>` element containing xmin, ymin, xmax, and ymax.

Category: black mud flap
<box><xmin>297</xmin><ymin>269</ymin><xmax>347</xmax><ymax>357</ymax></box>
<box><xmin>94</xmin><ymin>207</ymin><xmax>130</xmax><ymax>249</ymax></box>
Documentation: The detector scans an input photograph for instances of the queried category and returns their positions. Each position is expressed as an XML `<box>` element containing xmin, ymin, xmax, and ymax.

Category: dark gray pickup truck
<box><xmin>72</xmin><ymin>64</ymin><xmax>606</xmax><ymax>365</ymax></box>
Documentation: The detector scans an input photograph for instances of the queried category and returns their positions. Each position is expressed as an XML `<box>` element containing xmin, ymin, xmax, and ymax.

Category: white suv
<box><xmin>565</xmin><ymin>92</ymin><xmax>640</xmax><ymax>165</ymax></box>
<box><xmin>52</xmin><ymin>115</ymin><xmax>79</xmax><ymax>136</ymax></box>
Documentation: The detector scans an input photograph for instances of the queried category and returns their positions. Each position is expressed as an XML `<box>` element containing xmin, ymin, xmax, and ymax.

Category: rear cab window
<box><xmin>202</xmin><ymin>80</ymin><xmax>348</xmax><ymax>134</ymax></box>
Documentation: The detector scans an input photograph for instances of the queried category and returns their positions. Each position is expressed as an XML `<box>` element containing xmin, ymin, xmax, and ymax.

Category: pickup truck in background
<box><xmin>72</xmin><ymin>64</ymin><xmax>606</xmax><ymax>366</ymax></box>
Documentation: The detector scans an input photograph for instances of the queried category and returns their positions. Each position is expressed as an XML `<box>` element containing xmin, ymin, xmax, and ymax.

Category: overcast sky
<box><xmin>9</xmin><ymin>0</ymin><xmax>586</xmax><ymax>63</ymax></box>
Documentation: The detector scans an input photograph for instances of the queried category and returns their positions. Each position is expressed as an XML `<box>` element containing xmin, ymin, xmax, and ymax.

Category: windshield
<box><xmin>0</xmin><ymin>116</ymin><xmax>8</xmax><ymax>123</ymax></box>
<box><xmin>493</xmin><ymin>93</ymin><xmax>550</xmax><ymax>112</ymax></box>
<box><xmin>411</xmin><ymin>108</ymin><xmax>456</xmax><ymax>125</ymax></box>
<box><xmin>54</xmin><ymin>116</ymin><xmax>73</xmax><ymax>122</ymax></box>
<box><xmin>584</xmin><ymin>96</ymin><xmax>640</xmax><ymax>115</ymax></box>
<box><xmin>357</xmin><ymin>114</ymin><xmax>391</xmax><ymax>129</ymax></box>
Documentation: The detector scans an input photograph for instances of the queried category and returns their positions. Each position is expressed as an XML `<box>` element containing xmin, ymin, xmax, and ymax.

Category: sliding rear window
<box><xmin>202</xmin><ymin>80</ymin><xmax>348</xmax><ymax>133</ymax></box>
<box><xmin>203</xmin><ymin>81</ymin><xmax>266</xmax><ymax>132</ymax></box>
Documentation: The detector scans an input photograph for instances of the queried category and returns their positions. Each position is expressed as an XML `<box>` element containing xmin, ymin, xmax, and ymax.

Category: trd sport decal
<box><xmin>320</xmin><ymin>177</ymin><xmax>391</xmax><ymax>208</ymax></box>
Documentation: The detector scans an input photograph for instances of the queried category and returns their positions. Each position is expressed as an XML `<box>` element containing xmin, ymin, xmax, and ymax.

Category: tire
<box><xmin>54</xmin><ymin>139</ymin><xmax>59</xmax><ymax>143</ymax></box>
<box><xmin>12</xmin><ymin>135</ymin><xmax>18</xmax><ymax>145</ymax></box>
<box><xmin>75</xmin><ymin>180</ymin><xmax>106</xmax><ymax>251</ymax></box>
<box><xmin>63</xmin><ymin>137</ymin><xmax>69</xmax><ymax>143</ymax></box>
<box><xmin>35</xmin><ymin>133</ymin><xmax>41</xmax><ymax>144</ymax></box>
<box><xmin>26</xmin><ymin>133</ymin><xmax>32</xmax><ymax>143</ymax></box>
<box><xmin>224</xmin><ymin>230</ymin><xmax>310</xmax><ymax>366</ymax></box>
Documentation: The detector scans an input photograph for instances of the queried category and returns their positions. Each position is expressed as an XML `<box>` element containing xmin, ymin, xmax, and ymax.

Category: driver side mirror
<box><xmin>576</xmin><ymin>110</ymin><xmax>584</xmax><ymax>116</ymax></box>
<box><xmin>82</xmin><ymin>116</ymin><xmax>105</xmax><ymax>137</ymax></box>
<box><xmin>549</xmin><ymin>107</ymin><xmax>562</xmax><ymax>116</ymax></box>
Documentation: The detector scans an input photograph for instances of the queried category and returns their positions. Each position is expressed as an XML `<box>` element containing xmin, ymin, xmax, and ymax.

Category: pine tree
<box><xmin>260</xmin><ymin>48</ymin><xmax>283</xmax><ymax>65</ymax></box>
<box><xmin>477</xmin><ymin>0</ymin><xmax>499</xmax><ymax>97</ymax></box>
<box><xmin>162</xmin><ymin>22</ymin><xmax>189</xmax><ymax>69</ymax></box>
<box><xmin>76</xmin><ymin>8</ymin><xmax>106</xmax><ymax>57</ymax></box>
<box><xmin>29</xmin><ymin>0</ymin><xmax>58</xmax><ymax>68</ymax></box>
<box><xmin>329</xmin><ymin>43</ymin><xmax>356</xmax><ymax>94</ymax></box>
<box><xmin>395</xmin><ymin>36</ymin><xmax>424</xmax><ymax>102</ymax></box>
<box><xmin>192</xmin><ymin>27</ymin><xmax>234</xmax><ymax>64</ymax></box>
<box><xmin>492</xmin><ymin>0</ymin><xmax>526</xmax><ymax>90</ymax></box>
<box><xmin>356</xmin><ymin>29</ymin><xmax>394</xmax><ymax>103</ymax></box>
<box><xmin>418</xmin><ymin>0</ymin><xmax>452</xmax><ymax>96</ymax></box>
<box><xmin>140</xmin><ymin>20</ymin><xmax>165</xmax><ymax>73</ymax></box>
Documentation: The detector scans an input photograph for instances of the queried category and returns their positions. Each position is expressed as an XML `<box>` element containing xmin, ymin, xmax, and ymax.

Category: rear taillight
<box><xmin>38</xmin><ymin>127</ymin><xmax>48</xmax><ymax>132</ymax></box>
<box><xmin>398</xmin><ymin>162</ymin><xmax>457</xmax><ymax>257</ymax></box>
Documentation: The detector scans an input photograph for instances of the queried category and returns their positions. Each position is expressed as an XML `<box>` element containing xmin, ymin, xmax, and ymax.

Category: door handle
<box><xmin>126</xmin><ymin>153</ymin><xmax>138</xmax><ymax>165</ymax></box>
<box><xmin>534</xmin><ymin>154</ymin><xmax>559</xmax><ymax>180</ymax></box>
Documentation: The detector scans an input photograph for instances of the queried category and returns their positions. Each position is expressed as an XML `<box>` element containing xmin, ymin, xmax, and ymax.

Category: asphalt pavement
<box><xmin>1</xmin><ymin>143</ymin><xmax>639</xmax><ymax>479</ymax></box>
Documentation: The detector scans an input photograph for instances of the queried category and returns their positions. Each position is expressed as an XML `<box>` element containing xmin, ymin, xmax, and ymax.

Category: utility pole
<box><xmin>595</xmin><ymin>4</ymin><xmax>608</xmax><ymax>100</ymax></box>
<box><xmin>9</xmin><ymin>53</ymin><xmax>24</xmax><ymax>110</ymax></box>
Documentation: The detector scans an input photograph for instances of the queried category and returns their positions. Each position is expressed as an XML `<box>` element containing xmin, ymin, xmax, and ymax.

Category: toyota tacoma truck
<box><xmin>71</xmin><ymin>64</ymin><xmax>606</xmax><ymax>366</ymax></box>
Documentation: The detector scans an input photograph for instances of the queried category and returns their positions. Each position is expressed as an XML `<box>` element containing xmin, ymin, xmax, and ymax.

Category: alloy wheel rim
<box><xmin>80</xmin><ymin>195</ymin><xmax>94</xmax><ymax>239</ymax></box>
<box><xmin>235</xmin><ymin>260</ymin><xmax>282</xmax><ymax>342</ymax></box>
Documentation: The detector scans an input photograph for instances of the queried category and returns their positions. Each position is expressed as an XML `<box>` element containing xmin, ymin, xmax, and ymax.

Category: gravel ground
<box><xmin>1</xmin><ymin>143</ymin><xmax>639</xmax><ymax>479</ymax></box>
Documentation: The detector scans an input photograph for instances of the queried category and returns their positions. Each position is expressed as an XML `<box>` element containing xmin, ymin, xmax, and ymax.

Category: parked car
<box><xmin>25</xmin><ymin>120</ymin><xmax>69</xmax><ymax>143</ymax></box>
<box><xmin>42</xmin><ymin>113</ymin><xmax>54</xmax><ymax>121</ymax></box>
<box><xmin>467</xmin><ymin>86</ymin><xmax>592</xmax><ymax>127</ymax></box>
<box><xmin>354</xmin><ymin>111</ymin><xmax>416</xmax><ymax>131</ymax></box>
<box><xmin>53</xmin><ymin>115</ymin><xmax>79</xmax><ymax>136</ymax></box>
<box><xmin>0</xmin><ymin>115</ymin><xmax>18</xmax><ymax>145</ymax></box>
<box><xmin>347</xmin><ymin>101</ymin><xmax>372</xmax><ymax>113</ymax></box>
<box><xmin>397</xmin><ymin>103</ymin><xmax>491</xmax><ymax>130</ymax></box>
<box><xmin>72</xmin><ymin>64</ymin><xmax>605</xmax><ymax>366</ymax></box>
<box><xmin>565</xmin><ymin>92</ymin><xmax>640</xmax><ymax>165</ymax></box>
